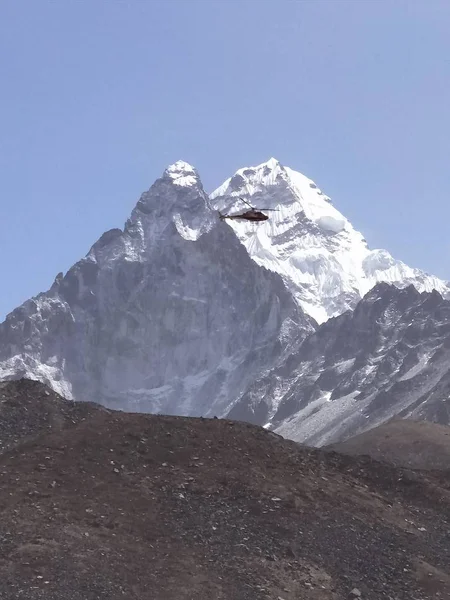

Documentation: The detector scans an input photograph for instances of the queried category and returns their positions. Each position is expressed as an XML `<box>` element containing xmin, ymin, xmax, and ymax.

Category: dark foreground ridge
<box><xmin>0</xmin><ymin>380</ymin><xmax>449</xmax><ymax>600</ymax></box>
<box><xmin>0</xmin><ymin>379</ymin><xmax>105</xmax><ymax>452</ymax></box>
<box><xmin>327</xmin><ymin>418</ymin><xmax>450</xmax><ymax>471</ymax></box>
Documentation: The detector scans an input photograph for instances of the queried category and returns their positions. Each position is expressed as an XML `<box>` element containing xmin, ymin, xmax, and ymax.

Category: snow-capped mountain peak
<box><xmin>164</xmin><ymin>160</ymin><xmax>199</xmax><ymax>187</ymax></box>
<box><xmin>211</xmin><ymin>157</ymin><xmax>346</xmax><ymax>229</ymax></box>
<box><xmin>0</xmin><ymin>162</ymin><xmax>310</xmax><ymax>415</ymax></box>
<box><xmin>212</xmin><ymin>157</ymin><xmax>283</xmax><ymax>198</ymax></box>
<box><xmin>124</xmin><ymin>160</ymin><xmax>214</xmax><ymax>244</ymax></box>
<box><xmin>1</xmin><ymin>157</ymin><xmax>450</xmax><ymax>446</ymax></box>
<box><xmin>210</xmin><ymin>159</ymin><xmax>449</xmax><ymax>323</ymax></box>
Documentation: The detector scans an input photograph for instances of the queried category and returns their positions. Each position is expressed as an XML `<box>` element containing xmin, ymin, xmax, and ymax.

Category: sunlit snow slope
<box><xmin>210</xmin><ymin>158</ymin><xmax>449</xmax><ymax>323</ymax></box>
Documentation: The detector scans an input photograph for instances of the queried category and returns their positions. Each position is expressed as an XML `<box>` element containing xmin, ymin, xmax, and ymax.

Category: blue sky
<box><xmin>1</xmin><ymin>0</ymin><xmax>450</xmax><ymax>320</ymax></box>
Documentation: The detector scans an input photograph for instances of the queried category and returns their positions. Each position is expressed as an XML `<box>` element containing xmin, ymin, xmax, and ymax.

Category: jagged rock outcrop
<box><xmin>0</xmin><ymin>162</ymin><xmax>311</xmax><ymax>414</ymax></box>
<box><xmin>232</xmin><ymin>283</ymin><xmax>450</xmax><ymax>444</ymax></box>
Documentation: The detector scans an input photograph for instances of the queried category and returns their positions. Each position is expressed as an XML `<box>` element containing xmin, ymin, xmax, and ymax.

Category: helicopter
<box><xmin>219</xmin><ymin>197</ymin><xmax>278</xmax><ymax>222</ymax></box>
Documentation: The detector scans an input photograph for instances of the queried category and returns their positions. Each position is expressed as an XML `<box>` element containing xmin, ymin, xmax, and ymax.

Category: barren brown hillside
<box><xmin>327</xmin><ymin>419</ymin><xmax>450</xmax><ymax>471</ymax></box>
<box><xmin>0</xmin><ymin>380</ymin><xmax>448</xmax><ymax>600</ymax></box>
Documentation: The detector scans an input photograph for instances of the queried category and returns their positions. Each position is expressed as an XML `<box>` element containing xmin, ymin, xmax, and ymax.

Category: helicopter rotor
<box><xmin>238</xmin><ymin>197</ymin><xmax>279</xmax><ymax>212</ymax></box>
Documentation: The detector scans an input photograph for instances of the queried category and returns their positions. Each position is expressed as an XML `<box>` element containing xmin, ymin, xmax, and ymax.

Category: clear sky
<box><xmin>1</xmin><ymin>0</ymin><xmax>450</xmax><ymax>320</ymax></box>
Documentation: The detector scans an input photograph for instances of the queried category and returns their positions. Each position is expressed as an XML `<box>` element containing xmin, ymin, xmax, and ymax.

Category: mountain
<box><xmin>327</xmin><ymin>418</ymin><xmax>450</xmax><ymax>470</ymax></box>
<box><xmin>210</xmin><ymin>158</ymin><xmax>449</xmax><ymax>324</ymax></box>
<box><xmin>0</xmin><ymin>162</ymin><xmax>311</xmax><ymax>414</ymax></box>
<box><xmin>1</xmin><ymin>158</ymin><xmax>449</xmax><ymax>443</ymax></box>
<box><xmin>1</xmin><ymin>380</ymin><xmax>449</xmax><ymax>600</ymax></box>
<box><xmin>231</xmin><ymin>283</ymin><xmax>450</xmax><ymax>445</ymax></box>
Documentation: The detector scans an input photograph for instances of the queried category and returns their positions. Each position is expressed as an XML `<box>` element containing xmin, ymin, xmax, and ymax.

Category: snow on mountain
<box><xmin>210</xmin><ymin>158</ymin><xmax>449</xmax><ymax>324</ymax></box>
<box><xmin>1</xmin><ymin>157</ymin><xmax>449</xmax><ymax>445</ymax></box>
<box><xmin>0</xmin><ymin>162</ymin><xmax>312</xmax><ymax>414</ymax></box>
<box><xmin>230</xmin><ymin>283</ymin><xmax>450</xmax><ymax>445</ymax></box>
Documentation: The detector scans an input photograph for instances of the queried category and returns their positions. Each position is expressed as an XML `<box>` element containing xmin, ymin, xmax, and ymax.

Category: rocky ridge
<box><xmin>0</xmin><ymin>162</ymin><xmax>310</xmax><ymax>415</ymax></box>
<box><xmin>233</xmin><ymin>283</ymin><xmax>450</xmax><ymax>445</ymax></box>
<box><xmin>0</xmin><ymin>380</ymin><xmax>448</xmax><ymax>600</ymax></box>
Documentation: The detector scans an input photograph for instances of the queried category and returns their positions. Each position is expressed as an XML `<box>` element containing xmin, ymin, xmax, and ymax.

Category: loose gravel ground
<box><xmin>0</xmin><ymin>379</ymin><xmax>448</xmax><ymax>600</ymax></box>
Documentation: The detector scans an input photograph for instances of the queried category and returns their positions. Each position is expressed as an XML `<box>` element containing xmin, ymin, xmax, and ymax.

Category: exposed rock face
<box><xmin>232</xmin><ymin>283</ymin><xmax>450</xmax><ymax>445</ymax></box>
<box><xmin>1</xmin><ymin>158</ymin><xmax>449</xmax><ymax>444</ymax></box>
<box><xmin>0</xmin><ymin>162</ymin><xmax>310</xmax><ymax>415</ymax></box>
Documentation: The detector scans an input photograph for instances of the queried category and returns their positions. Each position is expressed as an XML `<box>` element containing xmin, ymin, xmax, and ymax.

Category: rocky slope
<box><xmin>231</xmin><ymin>283</ymin><xmax>450</xmax><ymax>445</ymax></box>
<box><xmin>0</xmin><ymin>163</ymin><xmax>310</xmax><ymax>414</ymax></box>
<box><xmin>0</xmin><ymin>378</ymin><xmax>104</xmax><ymax>453</ymax></box>
<box><xmin>327</xmin><ymin>418</ymin><xmax>450</xmax><ymax>470</ymax></box>
<box><xmin>0</xmin><ymin>380</ymin><xmax>448</xmax><ymax>600</ymax></box>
